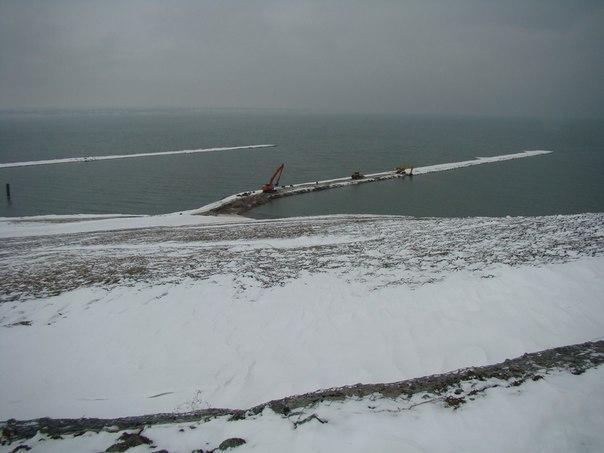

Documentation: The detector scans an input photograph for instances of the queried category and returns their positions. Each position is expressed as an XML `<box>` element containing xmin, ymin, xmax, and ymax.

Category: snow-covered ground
<box><xmin>1</xmin><ymin>212</ymin><xmax>602</xmax><ymax>423</ymax></box>
<box><xmin>132</xmin><ymin>367</ymin><xmax>604</xmax><ymax>453</ymax></box>
<box><xmin>0</xmin><ymin>211</ymin><xmax>602</xmax><ymax>452</ymax></box>
<box><xmin>5</xmin><ymin>366</ymin><xmax>601</xmax><ymax>452</ymax></box>
<box><xmin>0</xmin><ymin>211</ymin><xmax>248</xmax><ymax>239</ymax></box>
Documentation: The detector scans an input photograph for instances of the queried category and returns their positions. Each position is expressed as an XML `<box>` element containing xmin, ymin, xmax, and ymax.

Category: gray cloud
<box><xmin>1</xmin><ymin>0</ymin><xmax>602</xmax><ymax>117</ymax></box>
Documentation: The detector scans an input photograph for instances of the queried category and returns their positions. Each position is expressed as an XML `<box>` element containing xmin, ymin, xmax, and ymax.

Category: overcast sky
<box><xmin>0</xmin><ymin>0</ymin><xmax>602</xmax><ymax>117</ymax></box>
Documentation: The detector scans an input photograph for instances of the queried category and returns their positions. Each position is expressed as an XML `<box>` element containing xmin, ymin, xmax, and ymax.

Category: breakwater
<box><xmin>195</xmin><ymin>150</ymin><xmax>552</xmax><ymax>215</ymax></box>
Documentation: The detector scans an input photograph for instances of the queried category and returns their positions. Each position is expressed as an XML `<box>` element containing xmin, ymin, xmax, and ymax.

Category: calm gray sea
<box><xmin>1</xmin><ymin>109</ymin><xmax>602</xmax><ymax>218</ymax></box>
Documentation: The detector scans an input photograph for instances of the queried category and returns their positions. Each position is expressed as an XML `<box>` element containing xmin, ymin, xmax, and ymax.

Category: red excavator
<box><xmin>261</xmin><ymin>163</ymin><xmax>285</xmax><ymax>193</ymax></box>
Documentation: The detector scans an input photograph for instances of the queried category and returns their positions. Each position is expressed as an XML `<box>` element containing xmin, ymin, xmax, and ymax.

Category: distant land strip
<box><xmin>0</xmin><ymin>144</ymin><xmax>276</xmax><ymax>168</ymax></box>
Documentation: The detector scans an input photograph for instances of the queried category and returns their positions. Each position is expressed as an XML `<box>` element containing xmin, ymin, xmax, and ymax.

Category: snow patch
<box><xmin>1</xmin><ymin>257</ymin><xmax>602</xmax><ymax>420</ymax></box>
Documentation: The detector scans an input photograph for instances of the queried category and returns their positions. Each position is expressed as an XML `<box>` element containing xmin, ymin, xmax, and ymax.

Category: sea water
<box><xmin>1</xmin><ymin>109</ymin><xmax>602</xmax><ymax>218</ymax></box>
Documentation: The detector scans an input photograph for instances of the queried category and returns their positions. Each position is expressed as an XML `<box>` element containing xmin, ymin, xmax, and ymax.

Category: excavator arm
<box><xmin>261</xmin><ymin>163</ymin><xmax>285</xmax><ymax>192</ymax></box>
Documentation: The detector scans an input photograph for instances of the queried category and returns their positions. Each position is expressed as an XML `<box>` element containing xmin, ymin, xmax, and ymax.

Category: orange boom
<box><xmin>261</xmin><ymin>163</ymin><xmax>285</xmax><ymax>193</ymax></box>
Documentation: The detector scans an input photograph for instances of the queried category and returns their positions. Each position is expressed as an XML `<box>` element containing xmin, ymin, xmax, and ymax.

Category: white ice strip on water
<box><xmin>0</xmin><ymin>144</ymin><xmax>276</xmax><ymax>168</ymax></box>
<box><xmin>413</xmin><ymin>149</ymin><xmax>552</xmax><ymax>175</ymax></box>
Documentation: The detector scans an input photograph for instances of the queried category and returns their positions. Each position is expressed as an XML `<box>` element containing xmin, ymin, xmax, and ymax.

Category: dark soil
<box><xmin>218</xmin><ymin>437</ymin><xmax>246</xmax><ymax>450</ymax></box>
<box><xmin>105</xmin><ymin>431</ymin><xmax>152</xmax><ymax>452</ymax></box>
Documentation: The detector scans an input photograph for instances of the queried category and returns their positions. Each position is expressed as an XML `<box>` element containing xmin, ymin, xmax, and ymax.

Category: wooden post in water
<box><xmin>5</xmin><ymin>183</ymin><xmax>10</xmax><ymax>199</ymax></box>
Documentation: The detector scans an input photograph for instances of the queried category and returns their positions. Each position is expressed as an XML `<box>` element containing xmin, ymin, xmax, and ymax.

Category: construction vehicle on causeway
<box><xmin>194</xmin><ymin>150</ymin><xmax>550</xmax><ymax>217</ymax></box>
<box><xmin>200</xmin><ymin>162</ymin><xmax>415</xmax><ymax>216</ymax></box>
<box><xmin>261</xmin><ymin>163</ymin><xmax>285</xmax><ymax>193</ymax></box>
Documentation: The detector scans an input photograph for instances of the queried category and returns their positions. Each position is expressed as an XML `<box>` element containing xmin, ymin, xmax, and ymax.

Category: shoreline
<box><xmin>0</xmin><ymin>149</ymin><xmax>552</xmax><ymax>224</ymax></box>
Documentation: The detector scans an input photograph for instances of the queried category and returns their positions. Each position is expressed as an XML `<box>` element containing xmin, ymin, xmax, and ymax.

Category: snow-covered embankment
<box><xmin>1</xmin><ymin>213</ymin><xmax>602</xmax><ymax>415</ymax></box>
<box><xmin>0</xmin><ymin>211</ymin><xmax>602</xmax><ymax>451</ymax></box>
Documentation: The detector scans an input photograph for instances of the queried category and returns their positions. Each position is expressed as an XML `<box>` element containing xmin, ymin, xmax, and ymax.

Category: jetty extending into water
<box><xmin>0</xmin><ymin>144</ymin><xmax>275</xmax><ymax>169</ymax></box>
<box><xmin>194</xmin><ymin>150</ymin><xmax>552</xmax><ymax>216</ymax></box>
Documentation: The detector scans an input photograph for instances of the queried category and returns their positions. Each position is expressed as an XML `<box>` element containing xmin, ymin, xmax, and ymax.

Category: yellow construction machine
<box><xmin>395</xmin><ymin>164</ymin><xmax>414</xmax><ymax>175</ymax></box>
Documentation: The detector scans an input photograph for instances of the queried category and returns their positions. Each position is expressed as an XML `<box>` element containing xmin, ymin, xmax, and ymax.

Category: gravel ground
<box><xmin>1</xmin><ymin>213</ymin><xmax>602</xmax><ymax>303</ymax></box>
